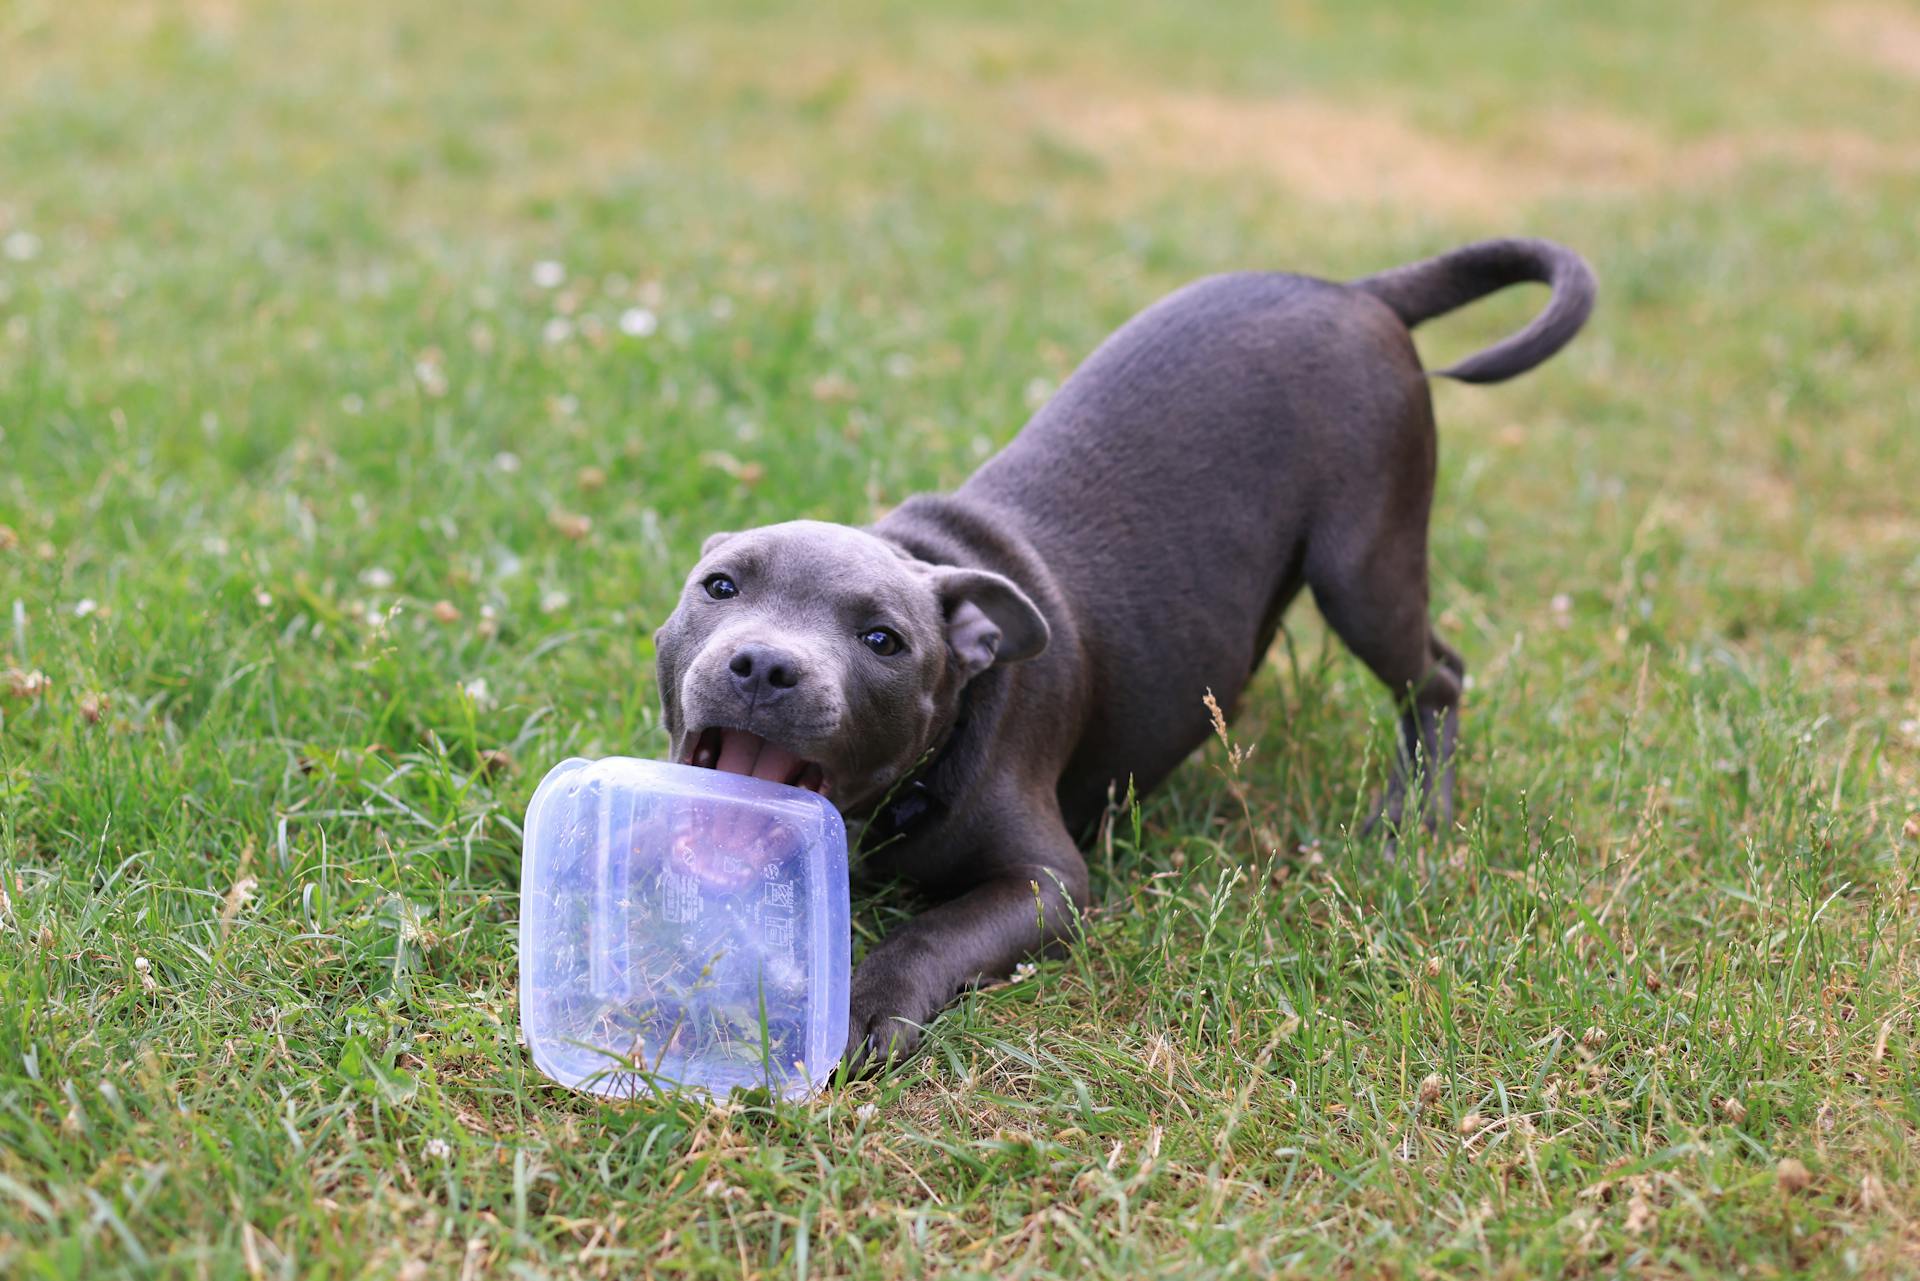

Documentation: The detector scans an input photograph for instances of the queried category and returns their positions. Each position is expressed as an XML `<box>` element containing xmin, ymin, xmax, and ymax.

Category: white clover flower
<box><xmin>618</xmin><ymin>307</ymin><xmax>659</xmax><ymax>337</ymax></box>
<box><xmin>3</xmin><ymin>232</ymin><xmax>41</xmax><ymax>262</ymax></box>
<box><xmin>531</xmin><ymin>260</ymin><xmax>565</xmax><ymax>289</ymax></box>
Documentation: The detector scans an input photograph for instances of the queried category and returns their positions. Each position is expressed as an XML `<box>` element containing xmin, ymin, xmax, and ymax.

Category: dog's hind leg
<box><xmin>1305</xmin><ymin>471</ymin><xmax>1464</xmax><ymax>836</ymax></box>
<box><xmin>1314</xmin><ymin>577</ymin><xmax>1463</xmax><ymax>835</ymax></box>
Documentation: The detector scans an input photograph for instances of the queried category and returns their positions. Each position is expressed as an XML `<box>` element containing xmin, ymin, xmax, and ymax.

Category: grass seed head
<box><xmin>220</xmin><ymin>876</ymin><xmax>258</xmax><ymax>932</ymax></box>
<box><xmin>1203</xmin><ymin>687</ymin><xmax>1229</xmax><ymax>745</ymax></box>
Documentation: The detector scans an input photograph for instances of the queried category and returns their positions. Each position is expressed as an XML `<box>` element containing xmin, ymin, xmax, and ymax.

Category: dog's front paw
<box><xmin>842</xmin><ymin>957</ymin><xmax>945</xmax><ymax>1075</ymax></box>
<box><xmin>844</xmin><ymin>1004</ymin><xmax>926</xmax><ymax>1075</ymax></box>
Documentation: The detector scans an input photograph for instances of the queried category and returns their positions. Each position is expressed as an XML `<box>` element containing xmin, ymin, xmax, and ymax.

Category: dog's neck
<box><xmin>854</xmin><ymin>495</ymin><xmax>1058</xmax><ymax>852</ymax></box>
<box><xmin>855</xmin><ymin>671</ymin><xmax>1000</xmax><ymax>851</ymax></box>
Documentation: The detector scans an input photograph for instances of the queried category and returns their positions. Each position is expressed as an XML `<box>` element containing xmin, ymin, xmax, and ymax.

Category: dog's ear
<box><xmin>931</xmin><ymin>569</ymin><xmax>1049</xmax><ymax>680</ymax></box>
<box><xmin>700</xmin><ymin>531</ymin><xmax>735</xmax><ymax>559</ymax></box>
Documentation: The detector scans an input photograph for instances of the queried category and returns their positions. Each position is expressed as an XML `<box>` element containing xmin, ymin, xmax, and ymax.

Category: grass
<box><xmin>3</xmin><ymin>0</ymin><xmax>1919</xmax><ymax>1275</ymax></box>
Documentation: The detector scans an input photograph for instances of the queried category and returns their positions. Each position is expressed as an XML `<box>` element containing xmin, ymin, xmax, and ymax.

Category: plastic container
<box><xmin>519</xmin><ymin>756</ymin><xmax>850</xmax><ymax>1099</ymax></box>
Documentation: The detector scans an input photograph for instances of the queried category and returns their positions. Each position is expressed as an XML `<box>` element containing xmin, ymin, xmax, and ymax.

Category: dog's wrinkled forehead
<box><xmin>696</xmin><ymin>520</ymin><xmax>928</xmax><ymax>609</ymax></box>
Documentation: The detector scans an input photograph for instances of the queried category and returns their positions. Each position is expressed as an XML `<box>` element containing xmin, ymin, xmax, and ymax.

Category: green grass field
<box><xmin>4</xmin><ymin>0</ymin><xmax>1919</xmax><ymax>1275</ymax></box>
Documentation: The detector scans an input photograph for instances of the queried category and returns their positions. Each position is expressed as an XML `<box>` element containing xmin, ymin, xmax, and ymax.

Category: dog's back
<box><xmin>962</xmin><ymin>273</ymin><xmax>1435</xmax><ymax>826</ymax></box>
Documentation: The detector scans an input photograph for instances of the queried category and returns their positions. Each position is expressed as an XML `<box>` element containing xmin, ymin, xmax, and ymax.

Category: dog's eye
<box><xmin>860</xmin><ymin>628</ymin><xmax>903</xmax><ymax>656</ymax></box>
<box><xmin>703</xmin><ymin>574</ymin><xmax>739</xmax><ymax>600</ymax></box>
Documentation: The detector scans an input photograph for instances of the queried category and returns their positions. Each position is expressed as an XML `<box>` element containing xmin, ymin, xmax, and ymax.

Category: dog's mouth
<box><xmin>682</xmin><ymin>726</ymin><xmax>830</xmax><ymax>797</ymax></box>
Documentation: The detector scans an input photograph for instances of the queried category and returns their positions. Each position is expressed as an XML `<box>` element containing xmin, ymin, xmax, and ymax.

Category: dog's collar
<box><xmin>864</xmin><ymin>775</ymin><xmax>948</xmax><ymax>847</ymax></box>
<box><xmin>861</xmin><ymin>693</ymin><xmax>971</xmax><ymax>848</ymax></box>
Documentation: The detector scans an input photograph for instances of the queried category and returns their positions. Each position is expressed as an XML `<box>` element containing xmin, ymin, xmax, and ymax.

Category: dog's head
<box><xmin>653</xmin><ymin>520</ymin><xmax>1049</xmax><ymax>811</ymax></box>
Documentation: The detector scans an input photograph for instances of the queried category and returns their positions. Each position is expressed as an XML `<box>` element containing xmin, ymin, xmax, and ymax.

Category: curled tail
<box><xmin>1353</xmin><ymin>237</ymin><xmax>1596</xmax><ymax>384</ymax></box>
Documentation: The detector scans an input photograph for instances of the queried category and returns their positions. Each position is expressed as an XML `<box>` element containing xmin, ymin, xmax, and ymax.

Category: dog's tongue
<box><xmin>750</xmin><ymin>740</ymin><xmax>803</xmax><ymax>784</ymax></box>
<box><xmin>713</xmin><ymin>729</ymin><xmax>761</xmax><ymax>776</ymax></box>
<box><xmin>714</xmin><ymin>728</ymin><xmax>804</xmax><ymax>784</ymax></box>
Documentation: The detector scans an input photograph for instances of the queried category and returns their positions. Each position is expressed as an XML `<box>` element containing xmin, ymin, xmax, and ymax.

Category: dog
<box><xmin>652</xmin><ymin>238</ymin><xmax>1595</xmax><ymax>1068</ymax></box>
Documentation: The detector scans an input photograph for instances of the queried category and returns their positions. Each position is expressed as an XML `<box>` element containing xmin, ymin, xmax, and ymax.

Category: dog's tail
<box><xmin>1351</xmin><ymin>238</ymin><xmax>1596</xmax><ymax>384</ymax></box>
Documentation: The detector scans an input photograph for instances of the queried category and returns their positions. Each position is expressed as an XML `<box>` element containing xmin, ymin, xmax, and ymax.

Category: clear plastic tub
<box><xmin>518</xmin><ymin>756</ymin><xmax>850</xmax><ymax>1099</ymax></box>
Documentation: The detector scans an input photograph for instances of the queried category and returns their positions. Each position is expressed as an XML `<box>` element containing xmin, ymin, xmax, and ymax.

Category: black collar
<box><xmin>859</xmin><ymin>693</ymin><xmax>971</xmax><ymax>850</ymax></box>
<box><xmin>862</xmin><ymin>775</ymin><xmax>947</xmax><ymax>849</ymax></box>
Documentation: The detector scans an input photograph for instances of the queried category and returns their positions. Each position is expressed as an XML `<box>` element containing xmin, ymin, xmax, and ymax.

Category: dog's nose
<box><xmin>728</xmin><ymin>644</ymin><xmax>802</xmax><ymax>698</ymax></box>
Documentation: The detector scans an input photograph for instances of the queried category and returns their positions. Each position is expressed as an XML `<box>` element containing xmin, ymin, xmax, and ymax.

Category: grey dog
<box><xmin>653</xmin><ymin>237</ymin><xmax>1595</xmax><ymax>1068</ymax></box>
